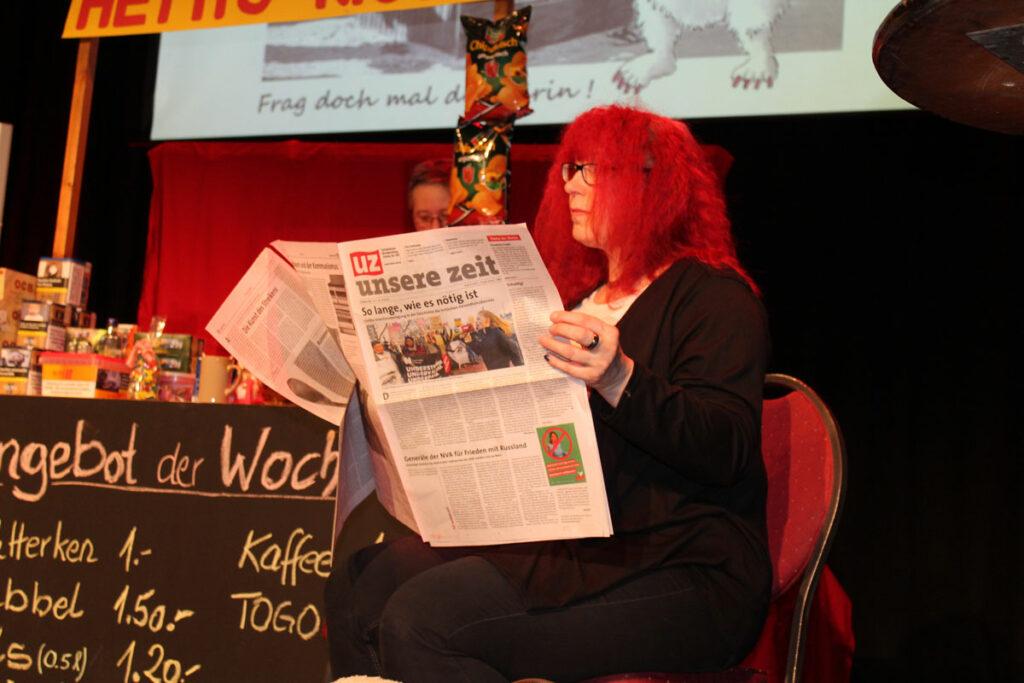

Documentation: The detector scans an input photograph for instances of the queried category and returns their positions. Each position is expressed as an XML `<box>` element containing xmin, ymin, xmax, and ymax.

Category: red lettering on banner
<box><xmin>315</xmin><ymin>0</ymin><xmax>365</xmax><ymax>9</ymax></box>
<box><xmin>157</xmin><ymin>0</ymin><xmax>173</xmax><ymax>23</ymax></box>
<box><xmin>113</xmin><ymin>0</ymin><xmax>148</xmax><ymax>27</ymax></box>
<box><xmin>76</xmin><ymin>0</ymin><xmax>115</xmax><ymax>29</ymax></box>
<box><xmin>487</xmin><ymin>234</ymin><xmax>521</xmax><ymax>242</ymax></box>
<box><xmin>191</xmin><ymin>0</ymin><xmax>228</xmax><ymax>21</ymax></box>
<box><xmin>238</xmin><ymin>0</ymin><xmax>271</xmax><ymax>14</ymax></box>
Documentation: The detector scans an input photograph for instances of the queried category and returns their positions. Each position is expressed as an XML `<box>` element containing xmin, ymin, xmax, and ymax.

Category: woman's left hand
<box><xmin>540</xmin><ymin>310</ymin><xmax>634</xmax><ymax>407</ymax></box>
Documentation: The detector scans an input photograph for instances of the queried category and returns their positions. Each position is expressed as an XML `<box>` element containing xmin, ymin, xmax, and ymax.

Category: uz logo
<box><xmin>350</xmin><ymin>251</ymin><xmax>383</xmax><ymax>276</ymax></box>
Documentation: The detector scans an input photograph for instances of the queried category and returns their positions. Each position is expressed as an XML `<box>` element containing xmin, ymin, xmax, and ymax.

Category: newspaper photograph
<box><xmin>206</xmin><ymin>247</ymin><xmax>356</xmax><ymax>425</ymax></box>
<box><xmin>338</xmin><ymin>224</ymin><xmax>568</xmax><ymax>405</ymax></box>
<box><xmin>338</xmin><ymin>224</ymin><xmax>613</xmax><ymax>545</ymax></box>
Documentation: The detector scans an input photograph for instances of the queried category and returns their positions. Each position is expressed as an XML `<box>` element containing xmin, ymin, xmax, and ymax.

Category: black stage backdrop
<box><xmin>2</xmin><ymin>3</ymin><xmax>1021</xmax><ymax>681</ymax></box>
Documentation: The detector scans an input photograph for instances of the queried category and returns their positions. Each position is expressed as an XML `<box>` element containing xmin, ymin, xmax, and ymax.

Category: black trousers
<box><xmin>323</xmin><ymin>536</ymin><xmax>766</xmax><ymax>682</ymax></box>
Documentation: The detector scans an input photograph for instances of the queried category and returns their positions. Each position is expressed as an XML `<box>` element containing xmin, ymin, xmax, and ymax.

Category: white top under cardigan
<box><xmin>573</xmin><ymin>286</ymin><xmax>648</xmax><ymax>326</ymax></box>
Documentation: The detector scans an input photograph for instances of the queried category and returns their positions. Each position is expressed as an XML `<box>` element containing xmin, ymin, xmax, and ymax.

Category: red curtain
<box><xmin>138</xmin><ymin>140</ymin><xmax>560</xmax><ymax>353</ymax></box>
<box><xmin>138</xmin><ymin>140</ymin><xmax>853</xmax><ymax>679</ymax></box>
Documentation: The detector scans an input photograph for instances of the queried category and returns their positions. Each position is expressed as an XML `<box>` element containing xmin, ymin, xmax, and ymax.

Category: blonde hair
<box><xmin>478</xmin><ymin>310</ymin><xmax>511</xmax><ymax>335</ymax></box>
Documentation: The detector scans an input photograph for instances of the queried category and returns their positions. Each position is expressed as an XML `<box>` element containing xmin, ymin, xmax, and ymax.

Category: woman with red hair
<box><xmin>324</xmin><ymin>106</ymin><xmax>769</xmax><ymax>681</ymax></box>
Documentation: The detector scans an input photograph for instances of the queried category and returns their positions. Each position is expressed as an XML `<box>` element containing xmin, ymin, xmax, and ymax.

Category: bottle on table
<box><xmin>96</xmin><ymin>318</ymin><xmax>125</xmax><ymax>358</ymax></box>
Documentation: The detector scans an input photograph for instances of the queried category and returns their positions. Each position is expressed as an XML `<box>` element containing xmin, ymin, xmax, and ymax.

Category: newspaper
<box><xmin>207</xmin><ymin>247</ymin><xmax>356</xmax><ymax>425</ymax></box>
<box><xmin>209</xmin><ymin>225</ymin><xmax>612</xmax><ymax>547</ymax></box>
<box><xmin>271</xmin><ymin>240</ymin><xmax>417</xmax><ymax>533</ymax></box>
<box><xmin>270</xmin><ymin>240</ymin><xmax>364</xmax><ymax>384</ymax></box>
<box><xmin>337</xmin><ymin>224</ymin><xmax>611</xmax><ymax>546</ymax></box>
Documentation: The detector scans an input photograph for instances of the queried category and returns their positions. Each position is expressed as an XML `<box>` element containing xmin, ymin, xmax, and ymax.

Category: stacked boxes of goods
<box><xmin>0</xmin><ymin>267</ymin><xmax>37</xmax><ymax>395</ymax></box>
<box><xmin>36</xmin><ymin>257</ymin><xmax>92</xmax><ymax>311</ymax></box>
<box><xmin>15</xmin><ymin>300</ymin><xmax>70</xmax><ymax>395</ymax></box>
<box><xmin>43</xmin><ymin>317</ymin><xmax>135</xmax><ymax>399</ymax></box>
<box><xmin>16</xmin><ymin>300</ymin><xmax>70</xmax><ymax>351</ymax></box>
<box><xmin>2</xmin><ymin>257</ymin><xmax>202</xmax><ymax>401</ymax></box>
<box><xmin>8</xmin><ymin>258</ymin><xmax>93</xmax><ymax>395</ymax></box>
<box><xmin>0</xmin><ymin>267</ymin><xmax>36</xmax><ymax>345</ymax></box>
<box><xmin>0</xmin><ymin>346</ymin><xmax>33</xmax><ymax>395</ymax></box>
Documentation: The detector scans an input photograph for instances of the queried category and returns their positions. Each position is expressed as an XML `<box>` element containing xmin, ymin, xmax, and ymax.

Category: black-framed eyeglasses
<box><xmin>561</xmin><ymin>162</ymin><xmax>596</xmax><ymax>186</ymax></box>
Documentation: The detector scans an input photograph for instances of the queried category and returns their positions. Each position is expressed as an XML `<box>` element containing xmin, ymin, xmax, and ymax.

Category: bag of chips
<box><xmin>462</xmin><ymin>6</ymin><xmax>532</xmax><ymax>123</ymax></box>
<box><xmin>447</xmin><ymin>118</ymin><xmax>513</xmax><ymax>226</ymax></box>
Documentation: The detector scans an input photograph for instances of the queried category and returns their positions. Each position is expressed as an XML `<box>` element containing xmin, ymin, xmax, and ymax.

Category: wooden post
<box><xmin>494</xmin><ymin>0</ymin><xmax>514</xmax><ymax>20</ymax></box>
<box><xmin>52</xmin><ymin>38</ymin><xmax>98</xmax><ymax>259</ymax></box>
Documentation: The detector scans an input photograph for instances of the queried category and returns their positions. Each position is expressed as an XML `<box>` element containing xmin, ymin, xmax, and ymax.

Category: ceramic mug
<box><xmin>225</xmin><ymin>368</ymin><xmax>264</xmax><ymax>405</ymax></box>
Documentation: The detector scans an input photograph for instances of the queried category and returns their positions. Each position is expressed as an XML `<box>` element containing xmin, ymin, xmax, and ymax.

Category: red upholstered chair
<box><xmin>548</xmin><ymin>373</ymin><xmax>848</xmax><ymax>683</ymax></box>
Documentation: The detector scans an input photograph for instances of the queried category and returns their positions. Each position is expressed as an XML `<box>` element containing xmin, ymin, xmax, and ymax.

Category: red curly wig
<box><xmin>533</xmin><ymin>105</ymin><xmax>755</xmax><ymax>306</ymax></box>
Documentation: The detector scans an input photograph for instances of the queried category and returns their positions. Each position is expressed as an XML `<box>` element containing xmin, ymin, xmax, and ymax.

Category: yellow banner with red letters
<box><xmin>64</xmin><ymin>0</ymin><xmax>481</xmax><ymax>38</ymax></box>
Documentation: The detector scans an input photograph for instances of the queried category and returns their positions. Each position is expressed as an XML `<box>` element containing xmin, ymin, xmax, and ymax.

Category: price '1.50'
<box><xmin>113</xmin><ymin>585</ymin><xmax>195</xmax><ymax>634</ymax></box>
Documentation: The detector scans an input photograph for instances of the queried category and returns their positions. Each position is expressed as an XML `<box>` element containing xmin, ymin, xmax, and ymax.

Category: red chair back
<box><xmin>528</xmin><ymin>374</ymin><xmax>847</xmax><ymax>683</ymax></box>
<box><xmin>760</xmin><ymin>373</ymin><xmax>846</xmax><ymax>682</ymax></box>
<box><xmin>762</xmin><ymin>374</ymin><xmax>843</xmax><ymax>598</ymax></box>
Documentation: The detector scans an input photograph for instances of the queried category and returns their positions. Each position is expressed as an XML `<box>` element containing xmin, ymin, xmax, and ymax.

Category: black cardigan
<box><xmin>471</xmin><ymin>258</ymin><xmax>772</xmax><ymax>609</ymax></box>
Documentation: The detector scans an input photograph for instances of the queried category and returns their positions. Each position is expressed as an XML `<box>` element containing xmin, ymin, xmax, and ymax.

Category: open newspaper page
<box><xmin>270</xmin><ymin>240</ymin><xmax>363</xmax><ymax>386</ymax></box>
<box><xmin>271</xmin><ymin>240</ymin><xmax>418</xmax><ymax>533</ymax></box>
<box><xmin>206</xmin><ymin>247</ymin><xmax>355</xmax><ymax>424</ymax></box>
<box><xmin>338</xmin><ymin>224</ymin><xmax>613</xmax><ymax>546</ymax></box>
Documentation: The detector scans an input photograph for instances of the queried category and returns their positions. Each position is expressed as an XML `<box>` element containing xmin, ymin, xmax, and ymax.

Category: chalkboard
<box><xmin>0</xmin><ymin>396</ymin><xmax>338</xmax><ymax>682</ymax></box>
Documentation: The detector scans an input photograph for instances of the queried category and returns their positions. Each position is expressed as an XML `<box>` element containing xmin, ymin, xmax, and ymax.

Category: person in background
<box><xmin>409</xmin><ymin>159</ymin><xmax>451</xmax><ymax>231</ymax></box>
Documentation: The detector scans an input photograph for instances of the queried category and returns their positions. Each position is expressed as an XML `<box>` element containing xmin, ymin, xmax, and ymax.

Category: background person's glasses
<box><xmin>413</xmin><ymin>212</ymin><xmax>448</xmax><ymax>229</ymax></box>
<box><xmin>561</xmin><ymin>162</ymin><xmax>596</xmax><ymax>186</ymax></box>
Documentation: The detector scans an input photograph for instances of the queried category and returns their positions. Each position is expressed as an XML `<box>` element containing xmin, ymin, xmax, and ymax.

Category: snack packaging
<box><xmin>447</xmin><ymin>117</ymin><xmax>513</xmax><ymax>226</ymax></box>
<box><xmin>462</xmin><ymin>7</ymin><xmax>532</xmax><ymax>123</ymax></box>
<box><xmin>0</xmin><ymin>267</ymin><xmax>37</xmax><ymax>346</ymax></box>
<box><xmin>127</xmin><ymin>335</ymin><xmax>160</xmax><ymax>400</ymax></box>
<box><xmin>135</xmin><ymin>332</ymin><xmax>199</xmax><ymax>373</ymax></box>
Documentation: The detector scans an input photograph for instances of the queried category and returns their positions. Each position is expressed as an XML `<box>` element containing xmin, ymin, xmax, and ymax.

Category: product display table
<box><xmin>0</xmin><ymin>396</ymin><xmax>337</xmax><ymax>682</ymax></box>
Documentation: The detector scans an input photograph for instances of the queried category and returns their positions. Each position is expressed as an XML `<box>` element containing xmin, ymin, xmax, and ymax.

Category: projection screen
<box><xmin>151</xmin><ymin>0</ymin><xmax>910</xmax><ymax>139</ymax></box>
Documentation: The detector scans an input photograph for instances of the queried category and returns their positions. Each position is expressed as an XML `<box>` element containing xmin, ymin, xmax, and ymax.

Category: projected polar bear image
<box><xmin>614</xmin><ymin>0</ymin><xmax>793</xmax><ymax>93</ymax></box>
<box><xmin>153</xmin><ymin>0</ymin><xmax>901</xmax><ymax>140</ymax></box>
<box><xmin>262</xmin><ymin>0</ymin><xmax>840</xmax><ymax>84</ymax></box>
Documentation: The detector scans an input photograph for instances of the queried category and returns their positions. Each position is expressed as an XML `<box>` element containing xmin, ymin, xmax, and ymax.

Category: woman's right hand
<box><xmin>540</xmin><ymin>310</ymin><xmax>634</xmax><ymax>407</ymax></box>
